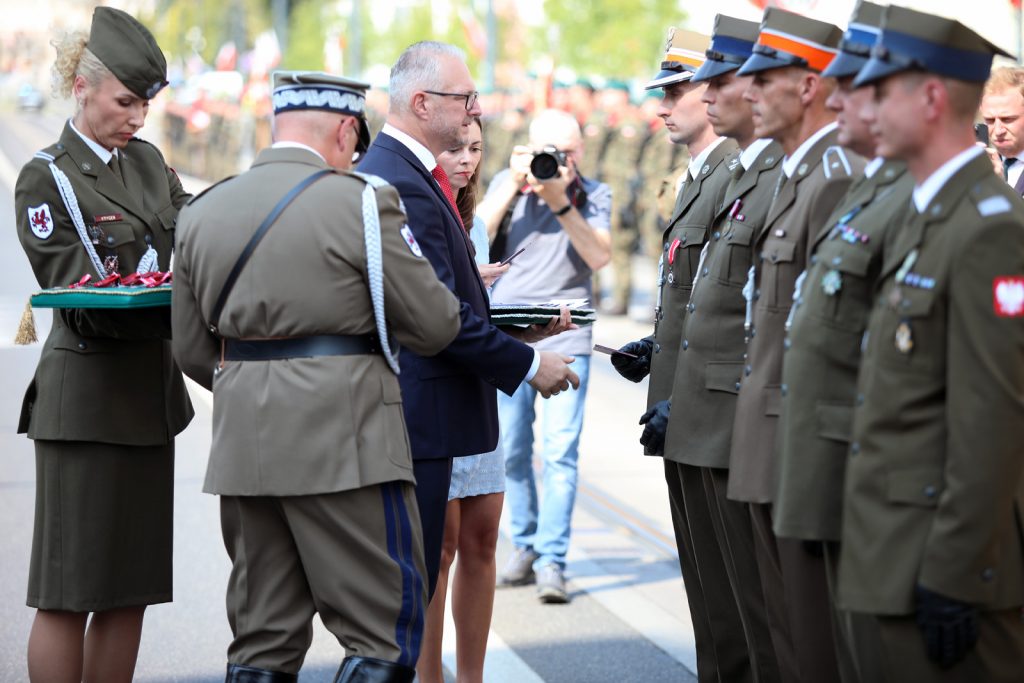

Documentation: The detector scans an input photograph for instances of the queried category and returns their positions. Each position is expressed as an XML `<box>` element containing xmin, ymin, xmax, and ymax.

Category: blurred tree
<box><xmin>282</xmin><ymin>0</ymin><xmax>330</xmax><ymax>69</ymax></box>
<box><xmin>539</xmin><ymin>0</ymin><xmax>682</xmax><ymax>77</ymax></box>
<box><xmin>147</xmin><ymin>0</ymin><xmax>272</xmax><ymax>65</ymax></box>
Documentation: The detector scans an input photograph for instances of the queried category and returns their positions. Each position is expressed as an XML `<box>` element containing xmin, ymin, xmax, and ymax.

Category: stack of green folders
<box><xmin>490</xmin><ymin>303</ymin><xmax>596</xmax><ymax>327</ymax></box>
<box><xmin>30</xmin><ymin>284</ymin><xmax>172</xmax><ymax>309</ymax></box>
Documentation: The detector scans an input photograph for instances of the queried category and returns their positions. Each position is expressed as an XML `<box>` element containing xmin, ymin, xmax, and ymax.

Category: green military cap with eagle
<box><xmin>822</xmin><ymin>1</ymin><xmax>885</xmax><ymax>80</ymax></box>
<box><xmin>87</xmin><ymin>7</ymin><xmax>167</xmax><ymax>100</ymax></box>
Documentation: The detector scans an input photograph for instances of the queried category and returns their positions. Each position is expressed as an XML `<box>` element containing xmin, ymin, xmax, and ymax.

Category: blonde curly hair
<box><xmin>50</xmin><ymin>30</ymin><xmax>111</xmax><ymax>103</ymax></box>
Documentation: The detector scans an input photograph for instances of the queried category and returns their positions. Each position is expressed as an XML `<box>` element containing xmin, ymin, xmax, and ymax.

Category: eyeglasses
<box><xmin>424</xmin><ymin>90</ymin><xmax>479</xmax><ymax>111</ymax></box>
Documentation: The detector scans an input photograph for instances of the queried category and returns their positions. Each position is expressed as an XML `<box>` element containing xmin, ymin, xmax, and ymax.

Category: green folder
<box><xmin>30</xmin><ymin>284</ymin><xmax>172</xmax><ymax>309</ymax></box>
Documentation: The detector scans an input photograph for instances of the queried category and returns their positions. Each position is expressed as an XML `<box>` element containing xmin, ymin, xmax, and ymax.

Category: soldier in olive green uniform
<box><xmin>173</xmin><ymin>72</ymin><xmax>462</xmax><ymax>682</ymax></box>
<box><xmin>659</xmin><ymin>16</ymin><xmax>786</xmax><ymax>683</ymax></box>
<box><xmin>771</xmin><ymin>6</ymin><xmax>910</xmax><ymax>681</ymax></box>
<box><xmin>14</xmin><ymin>8</ymin><xmax>193</xmax><ymax>682</ymax></box>
<box><xmin>837</xmin><ymin>8</ymin><xmax>1024</xmax><ymax>680</ymax></box>
<box><xmin>729</xmin><ymin>9</ymin><xmax>865</xmax><ymax>682</ymax></box>
<box><xmin>602</xmin><ymin>102</ymin><xmax>648</xmax><ymax>314</ymax></box>
<box><xmin>612</xmin><ymin>29</ymin><xmax>744</xmax><ymax>683</ymax></box>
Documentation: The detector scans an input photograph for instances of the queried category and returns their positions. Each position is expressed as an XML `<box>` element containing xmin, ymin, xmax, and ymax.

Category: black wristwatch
<box><xmin>553</xmin><ymin>203</ymin><xmax>573</xmax><ymax>217</ymax></box>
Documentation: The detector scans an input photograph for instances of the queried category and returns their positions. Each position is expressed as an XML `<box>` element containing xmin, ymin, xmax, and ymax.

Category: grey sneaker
<box><xmin>536</xmin><ymin>563</ymin><xmax>569</xmax><ymax>604</ymax></box>
<box><xmin>497</xmin><ymin>547</ymin><xmax>539</xmax><ymax>587</ymax></box>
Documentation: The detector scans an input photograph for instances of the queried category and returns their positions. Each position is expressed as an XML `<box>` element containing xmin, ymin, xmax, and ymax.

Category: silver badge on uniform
<box><xmin>822</xmin><ymin>269</ymin><xmax>842</xmax><ymax>296</ymax></box>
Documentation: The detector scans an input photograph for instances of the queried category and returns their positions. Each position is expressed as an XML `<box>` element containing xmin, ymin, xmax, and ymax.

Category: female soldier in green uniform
<box><xmin>14</xmin><ymin>8</ymin><xmax>193</xmax><ymax>682</ymax></box>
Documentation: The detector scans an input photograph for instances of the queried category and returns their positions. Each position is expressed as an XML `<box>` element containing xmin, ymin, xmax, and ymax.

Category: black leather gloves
<box><xmin>611</xmin><ymin>337</ymin><xmax>654</xmax><ymax>383</ymax></box>
<box><xmin>639</xmin><ymin>399</ymin><xmax>671</xmax><ymax>456</ymax></box>
<box><xmin>914</xmin><ymin>584</ymin><xmax>979</xmax><ymax>669</ymax></box>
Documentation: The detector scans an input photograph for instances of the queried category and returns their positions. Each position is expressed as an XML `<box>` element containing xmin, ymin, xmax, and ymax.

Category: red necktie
<box><xmin>431</xmin><ymin>165</ymin><xmax>460</xmax><ymax>218</ymax></box>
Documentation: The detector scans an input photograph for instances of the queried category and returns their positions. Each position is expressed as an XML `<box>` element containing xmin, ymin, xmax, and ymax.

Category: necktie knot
<box><xmin>431</xmin><ymin>165</ymin><xmax>460</xmax><ymax>221</ymax></box>
<box><xmin>1004</xmin><ymin>156</ymin><xmax>1017</xmax><ymax>181</ymax></box>
<box><xmin>108</xmin><ymin>154</ymin><xmax>125</xmax><ymax>186</ymax></box>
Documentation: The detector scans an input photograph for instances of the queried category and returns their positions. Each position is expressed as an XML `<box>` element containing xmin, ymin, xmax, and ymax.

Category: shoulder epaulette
<box><xmin>970</xmin><ymin>183</ymin><xmax>1014</xmax><ymax>217</ymax></box>
<box><xmin>822</xmin><ymin>146</ymin><xmax>853</xmax><ymax>180</ymax></box>
<box><xmin>186</xmin><ymin>175</ymin><xmax>237</xmax><ymax>206</ymax></box>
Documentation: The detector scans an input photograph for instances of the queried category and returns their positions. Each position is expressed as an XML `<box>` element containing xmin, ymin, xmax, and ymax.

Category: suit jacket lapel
<box><xmin>371</xmin><ymin>133</ymin><xmax>487</xmax><ymax>300</ymax></box>
<box><xmin>879</xmin><ymin>154</ymin><xmax>991</xmax><ymax>280</ymax></box>
<box><xmin>60</xmin><ymin>124</ymin><xmax>147</xmax><ymax>222</ymax></box>
<box><xmin>714</xmin><ymin>142</ymin><xmax>783</xmax><ymax>223</ymax></box>
<box><xmin>762</xmin><ymin>130</ymin><xmax>840</xmax><ymax>240</ymax></box>
<box><xmin>666</xmin><ymin>138</ymin><xmax>738</xmax><ymax>231</ymax></box>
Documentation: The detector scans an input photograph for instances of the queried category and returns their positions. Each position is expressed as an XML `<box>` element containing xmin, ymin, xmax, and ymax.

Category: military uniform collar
<box><xmin>912</xmin><ymin>144</ymin><xmax>984</xmax><ymax>213</ymax></box>
<box><xmin>864</xmin><ymin>156</ymin><xmax>885</xmax><ymax>178</ymax></box>
<box><xmin>740</xmin><ymin>138</ymin><xmax>774</xmax><ymax>171</ymax></box>
<box><xmin>688</xmin><ymin>136</ymin><xmax>729</xmax><ymax>179</ymax></box>
<box><xmin>271</xmin><ymin>140</ymin><xmax>326</xmax><ymax>162</ymax></box>
<box><xmin>782</xmin><ymin>121</ymin><xmax>838</xmax><ymax>178</ymax></box>
<box><xmin>68</xmin><ymin>118</ymin><xmax>116</xmax><ymax>165</ymax></box>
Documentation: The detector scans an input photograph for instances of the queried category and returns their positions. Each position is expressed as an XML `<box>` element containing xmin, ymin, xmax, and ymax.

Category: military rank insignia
<box><xmin>994</xmin><ymin>276</ymin><xmax>1024</xmax><ymax>317</ymax></box>
<box><xmin>895</xmin><ymin>319</ymin><xmax>914</xmax><ymax>354</ymax></box>
<box><xmin>28</xmin><ymin>203</ymin><xmax>53</xmax><ymax>240</ymax></box>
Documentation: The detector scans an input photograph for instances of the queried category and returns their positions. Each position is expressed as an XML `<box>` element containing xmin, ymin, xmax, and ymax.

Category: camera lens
<box><xmin>530</xmin><ymin>152</ymin><xmax>560</xmax><ymax>180</ymax></box>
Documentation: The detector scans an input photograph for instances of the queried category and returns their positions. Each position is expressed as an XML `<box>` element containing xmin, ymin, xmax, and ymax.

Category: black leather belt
<box><xmin>223</xmin><ymin>334</ymin><xmax>379</xmax><ymax>361</ymax></box>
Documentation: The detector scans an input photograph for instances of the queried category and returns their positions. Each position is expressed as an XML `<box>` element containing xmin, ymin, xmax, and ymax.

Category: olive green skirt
<box><xmin>27</xmin><ymin>440</ymin><xmax>174</xmax><ymax>612</ymax></box>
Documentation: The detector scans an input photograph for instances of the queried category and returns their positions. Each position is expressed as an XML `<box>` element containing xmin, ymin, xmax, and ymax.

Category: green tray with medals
<box><xmin>490</xmin><ymin>302</ymin><xmax>596</xmax><ymax>327</ymax></box>
<box><xmin>30</xmin><ymin>284</ymin><xmax>173</xmax><ymax>309</ymax></box>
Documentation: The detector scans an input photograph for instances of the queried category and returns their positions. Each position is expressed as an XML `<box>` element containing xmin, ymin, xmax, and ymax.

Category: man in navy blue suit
<box><xmin>359</xmin><ymin>41</ymin><xmax>580</xmax><ymax>599</ymax></box>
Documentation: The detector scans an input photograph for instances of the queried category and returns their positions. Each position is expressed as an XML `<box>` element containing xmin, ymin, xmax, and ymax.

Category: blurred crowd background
<box><xmin>2</xmin><ymin>0</ymin><xmax>1023</xmax><ymax>307</ymax></box>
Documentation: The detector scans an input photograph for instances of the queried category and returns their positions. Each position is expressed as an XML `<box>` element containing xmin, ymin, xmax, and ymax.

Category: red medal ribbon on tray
<box><xmin>67</xmin><ymin>271</ymin><xmax>172</xmax><ymax>289</ymax></box>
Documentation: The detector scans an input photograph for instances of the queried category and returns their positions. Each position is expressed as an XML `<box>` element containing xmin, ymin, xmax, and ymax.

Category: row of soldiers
<box><xmin>612</xmin><ymin>2</ymin><xmax>1024</xmax><ymax>682</ymax></box>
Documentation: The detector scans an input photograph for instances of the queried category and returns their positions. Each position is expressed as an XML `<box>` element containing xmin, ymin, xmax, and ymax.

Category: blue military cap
<box><xmin>822</xmin><ymin>1</ymin><xmax>884</xmax><ymax>80</ymax></box>
<box><xmin>854</xmin><ymin>5</ymin><xmax>1013</xmax><ymax>86</ymax></box>
<box><xmin>692</xmin><ymin>15</ymin><xmax>760</xmax><ymax>83</ymax></box>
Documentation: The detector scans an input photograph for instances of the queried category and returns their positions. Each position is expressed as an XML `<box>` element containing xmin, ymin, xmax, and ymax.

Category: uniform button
<box><xmin>702</xmin><ymin>267</ymin><xmax>709</xmax><ymax>276</ymax></box>
<box><xmin>743</xmin><ymin>353</ymin><xmax>748</xmax><ymax>360</ymax></box>
<box><xmin>856</xmin><ymin>393</ymin><xmax>864</xmax><ymax>406</ymax></box>
<box><xmin>682</xmin><ymin>340</ymin><xmax>689</xmax><ymax>350</ymax></box>
<box><xmin>680</xmin><ymin>235</ymin><xmax>687</xmax><ymax>243</ymax></box>
<box><xmin>687</xmin><ymin>303</ymin><xmax>695</xmax><ymax>313</ymax></box>
<box><xmin>810</xmin><ymin>255</ymin><xmax>818</xmax><ymax>265</ymax></box>
<box><xmin>735</xmin><ymin>382</ymin><xmax>741</xmax><ymax>391</ymax></box>
<box><xmin>780</xmin><ymin>384</ymin><xmax>788</xmax><ymax>397</ymax></box>
<box><xmin>654</xmin><ymin>342</ymin><xmax>661</xmax><ymax>353</ymax></box>
<box><xmin>981</xmin><ymin>568</ymin><xmax>995</xmax><ymax>582</ymax></box>
<box><xmin>77</xmin><ymin>341</ymin><xmax>87</xmax><ymax>350</ymax></box>
<box><xmin>745</xmin><ymin>365</ymin><xmax>752</xmax><ymax>376</ymax></box>
<box><xmin>923</xmin><ymin>485</ymin><xmax>937</xmax><ymax>499</ymax></box>
<box><xmin>832</xmin><ymin>256</ymin><xmax>842</xmax><ymax>266</ymax></box>
<box><xmin>713</xmin><ymin>231</ymin><xmax>721</xmax><ymax>240</ymax></box>
<box><xmin>784</xmin><ymin>338</ymin><xmax>791</xmax><ymax>350</ymax></box>
<box><xmin>850</xmin><ymin>442</ymin><xmax>860</xmax><ymax>455</ymax></box>
<box><xmin>106</xmin><ymin>236</ymin><xmax>115</xmax><ymax>245</ymax></box>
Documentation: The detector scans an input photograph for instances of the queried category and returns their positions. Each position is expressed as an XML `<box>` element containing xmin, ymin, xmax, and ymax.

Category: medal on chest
<box><xmin>894</xmin><ymin>319</ymin><xmax>914</xmax><ymax>354</ymax></box>
<box><xmin>821</xmin><ymin>269</ymin><xmax>842</xmax><ymax>296</ymax></box>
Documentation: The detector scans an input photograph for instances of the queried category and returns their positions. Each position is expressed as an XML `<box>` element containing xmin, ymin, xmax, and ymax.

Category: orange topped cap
<box><xmin>738</xmin><ymin>7</ymin><xmax>843</xmax><ymax>75</ymax></box>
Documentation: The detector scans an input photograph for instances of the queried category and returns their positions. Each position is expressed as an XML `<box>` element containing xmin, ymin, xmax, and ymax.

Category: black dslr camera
<box><xmin>530</xmin><ymin>146</ymin><xmax>569</xmax><ymax>180</ymax></box>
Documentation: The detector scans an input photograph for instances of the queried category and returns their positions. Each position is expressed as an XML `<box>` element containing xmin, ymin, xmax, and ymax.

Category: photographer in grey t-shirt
<box><xmin>475</xmin><ymin>108</ymin><xmax>611</xmax><ymax>603</ymax></box>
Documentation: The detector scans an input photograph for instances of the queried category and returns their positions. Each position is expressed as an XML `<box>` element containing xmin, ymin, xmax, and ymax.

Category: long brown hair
<box><xmin>455</xmin><ymin>116</ymin><xmax>483</xmax><ymax>231</ymax></box>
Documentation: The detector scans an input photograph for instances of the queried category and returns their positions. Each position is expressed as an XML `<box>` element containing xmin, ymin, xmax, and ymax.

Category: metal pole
<box><xmin>272</xmin><ymin>0</ymin><xmax>289</xmax><ymax>59</ymax></box>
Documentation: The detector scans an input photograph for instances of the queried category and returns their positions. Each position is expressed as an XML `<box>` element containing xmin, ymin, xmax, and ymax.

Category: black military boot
<box><xmin>225</xmin><ymin>663</ymin><xmax>298</xmax><ymax>682</ymax></box>
<box><xmin>333</xmin><ymin>656</ymin><xmax>416</xmax><ymax>683</ymax></box>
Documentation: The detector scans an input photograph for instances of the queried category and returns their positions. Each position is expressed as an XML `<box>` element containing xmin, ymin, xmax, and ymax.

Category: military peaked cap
<box><xmin>692</xmin><ymin>15</ymin><xmax>760</xmax><ymax>83</ymax></box>
<box><xmin>646</xmin><ymin>28</ymin><xmax>710</xmax><ymax>90</ymax></box>
<box><xmin>738</xmin><ymin>7</ymin><xmax>843</xmax><ymax>75</ymax></box>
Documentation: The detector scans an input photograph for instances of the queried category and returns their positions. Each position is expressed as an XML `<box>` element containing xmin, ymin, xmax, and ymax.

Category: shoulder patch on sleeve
<box><xmin>976</xmin><ymin>195</ymin><xmax>1012</xmax><ymax>217</ymax></box>
<box><xmin>994</xmin><ymin>276</ymin><xmax>1024</xmax><ymax>316</ymax></box>
<box><xmin>822</xmin><ymin>146</ymin><xmax>853</xmax><ymax>180</ymax></box>
<box><xmin>400</xmin><ymin>224</ymin><xmax>424</xmax><ymax>257</ymax></box>
<box><xmin>27</xmin><ymin>203</ymin><xmax>54</xmax><ymax>239</ymax></box>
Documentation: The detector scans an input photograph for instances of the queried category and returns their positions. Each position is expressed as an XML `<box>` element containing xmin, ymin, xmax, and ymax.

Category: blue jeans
<box><xmin>499</xmin><ymin>354</ymin><xmax>591</xmax><ymax>570</ymax></box>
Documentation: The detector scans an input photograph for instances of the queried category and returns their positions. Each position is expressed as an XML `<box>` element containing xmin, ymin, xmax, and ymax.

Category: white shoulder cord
<box><xmin>353</xmin><ymin>172</ymin><xmax>401</xmax><ymax>374</ymax></box>
<box><xmin>36</xmin><ymin>151</ymin><xmax>106</xmax><ymax>278</ymax></box>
